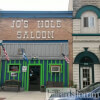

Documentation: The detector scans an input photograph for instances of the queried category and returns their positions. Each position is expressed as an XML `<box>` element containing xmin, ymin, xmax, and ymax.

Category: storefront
<box><xmin>0</xmin><ymin>11</ymin><xmax>73</xmax><ymax>91</ymax></box>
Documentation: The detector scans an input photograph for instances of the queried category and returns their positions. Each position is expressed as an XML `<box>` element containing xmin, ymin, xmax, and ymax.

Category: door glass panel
<box><xmin>81</xmin><ymin>67</ymin><xmax>92</xmax><ymax>88</ymax></box>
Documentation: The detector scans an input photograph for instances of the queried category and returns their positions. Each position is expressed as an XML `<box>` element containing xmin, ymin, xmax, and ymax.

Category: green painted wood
<box><xmin>38</xmin><ymin>60</ymin><xmax>40</xmax><ymax>64</ymax></box>
<box><xmin>46</xmin><ymin>60</ymin><xmax>48</xmax><ymax>82</ymax></box>
<box><xmin>22</xmin><ymin>61</ymin><xmax>24</xmax><ymax>88</ymax></box>
<box><xmin>25</xmin><ymin>61</ymin><xmax>27</xmax><ymax>90</ymax></box>
<box><xmin>27</xmin><ymin>61</ymin><xmax>30</xmax><ymax>91</ymax></box>
<box><xmin>50</xmin><ymin>60</ymin><xmax>53</xmax><ymax>81</ymax></box>
<box><xmin>42</xmin><ymin>60</ymin><xmax>44</xmax><ymax>85</ymax></box>
<box><xmin>18</xmin><ymin>60</ymin><xmax>20</xmax><ymax>81</ymax></box>
<box><xmin>4</xmin><ymin>61</ymin><xmax>7</xmax><ymax>82</ymax></box>
<box><xmin>9</xmin><ymin>60</ymin><xmax>11</xmax><ymax>80</ymax></box>
<box><xmin>67</xmin><ymin>64</ymin><xmax>69</xmax><ymax>87</ymax></box>
<box><xmin>63</xmin><ymin>60</ymin><xmax>65</xmax><ymax>86</ymax></box>
<box><xmin>55</xmin><ymin>60</ymin><xmax>57</xmax><ymax>82</ymax></box>
<box><xmin>27</xmin><ymin>62</ymin><xmax>42</xmax><ymax>90</ymax></box>
<box><xmin>59</xmin><ymin>60</ymin><xmax>61</xmax><ymax>82</ymax></box>
<box><xmin>41</xmin><ymin>63</ymin><xmax>43</xmax><ymax>85</ymax></box>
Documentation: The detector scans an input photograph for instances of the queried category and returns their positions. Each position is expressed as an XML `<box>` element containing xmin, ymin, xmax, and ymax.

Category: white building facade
<box><xmin>73</xmin><ymin>0</ymin><xmax>100</xmax><ymax>89</ymax></box>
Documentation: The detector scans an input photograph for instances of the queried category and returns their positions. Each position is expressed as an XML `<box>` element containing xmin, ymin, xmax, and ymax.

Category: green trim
<box><xmin>18</xmin><ymin>60</ymin><xmax>20</xmax><ymax>81</ymax></box>
<box><xmin>27</xmin><ymin>63</ymin><xmax>42</xmax><ymax>91</ymax></box>
<box><xmin>40</xmin><ymin>63</ymin><xmax>42</xmax><ymax>86</ymax></box>
<box><xmin>59</xmin><ymin>60</ymin><xmax>61</xmax><ymax>82</ymax></box>
<box><xmin>7</xmin><ymin>63</ymin><xmax>21</xmax><ymax>73</ymax></box>
<box><xmin>72</xmin><ymin>34</ymin><xmax>100</xmax><ymax>36</ymax></box>
<box><xmin>67</xmin><ymin>64</ymin><xmax>69</xmax><ymax>86</ymax></box>
<box><xmin>74</xmin><ymin>49</ymin><xmax>100</xmax><ymax>64</ymax></box>
<box><xmin>25</xmin><ymin>61</ymin><xmax>27</xmax><ymax>91</ymax></box>
<box><xmin>75</xmin><ymin>5</ymin><xmax>100</xmax><ymax>19</ymax></box>
<box><xmin>49</xmin><ymin>64</ymin><xmax>62</xmax><ymax>73</ymax></box>
<box><xmin>46</xmin><ymin>60</ymin><xmax>48</xmax><ymax>82</ymax></box>
<box><xmin>4</xmin><ymin>61</ymin><xmax>7</xmax><ymax>82</ymax></box>
<box><xmin>63</xmin><ymin>60</ymin><xmax>65</xmax><ymax>86</ymax></box>
<box><xmin>9</xmin><ymin>60</ymin><xmax>11</xmax><ymax>80</ymax></box>
<box><xmin>22</xmin><ymin>61</ymin><xmax>24</xmax><ymax>88</ymax></box>
<box><xmin>43</xmin><ymin>60</ymin><xmax>44</xmax><ymax>85</ymax></box>
<box><xmin>27</xmin><ymin>61</ymin><xmax>30</xmax><ymax>91</ymax></box>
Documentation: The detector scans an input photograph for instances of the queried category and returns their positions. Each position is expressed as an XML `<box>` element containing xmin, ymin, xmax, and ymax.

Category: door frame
<box><xmin>79</xmin><ymin>63</ymin><xmax>94</xmax><ymax>89</ymax></box>
<box><xmin>27</xmin><ymin>64</ymin><xmax>42</xmax><ymax>91</ymax></box>
<box><xmin>80</xmin><ymin>67</ymin><xmax>92</xmax><ymax>89</ymax></box>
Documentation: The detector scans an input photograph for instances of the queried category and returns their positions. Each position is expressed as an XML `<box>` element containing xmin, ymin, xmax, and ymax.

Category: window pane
<box><xmin>89</xmin><ymin>17</ymin><xmax>94</xmax><ymax>27</ymax></box>
<box><xmin>84</xmin><ymin>17</ymin><xmax>88</xmax><ymax>27</ymax></box>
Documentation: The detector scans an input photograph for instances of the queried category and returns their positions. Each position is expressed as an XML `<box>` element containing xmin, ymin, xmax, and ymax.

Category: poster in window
<box><xmin>9</xmin><ymin>65</ymin><xmax>19</xmax><ymax>72</ymax></box>
<box><xmin>51</xmin><ymin>65</ymin><xmax>61</xmax><ymax>72</ymax></box>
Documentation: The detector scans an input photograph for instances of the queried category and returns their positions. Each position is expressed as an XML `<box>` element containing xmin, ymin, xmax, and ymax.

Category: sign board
<box><xmin>51</xmin><ymin>65</ymin><xmax>61</xmax><ymax>72</ymax></box>
<box><xmin>11</xmin><ymin>73</ymin><xmax>17</xmax><ymax>77</ymax></box>
<box><xmin>22</xmin><ymin>66</ymin><xmax>27</xmax><ymax>72</ymax></box>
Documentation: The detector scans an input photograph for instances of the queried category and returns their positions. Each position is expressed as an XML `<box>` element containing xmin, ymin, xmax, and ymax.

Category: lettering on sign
<box><xmin>11</xmin><ymin>19</ymin><xmax>62</xmax><ymax>39</ymax></box>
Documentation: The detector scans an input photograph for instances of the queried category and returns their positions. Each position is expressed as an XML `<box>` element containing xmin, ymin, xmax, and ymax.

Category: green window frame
<box><xmin>7</xmin><ymin>64</ymin><xmax>21</xmax><ymax>73</ymax></box>
<box><xmin>49</xmin><ymin>64</ymin><xmax>62</xmax><ymax>73</ymax></box>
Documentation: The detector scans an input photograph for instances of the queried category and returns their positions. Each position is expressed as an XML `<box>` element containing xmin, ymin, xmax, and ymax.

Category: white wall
<box><xmin>73</xmin><ymin>36</ymin><xmax>100</xmax><ymax>62</ymax></box>
<box><xmin>94</xmin><ymin>64</ymin><xmax>100</xmax><ymax>82</ymax></box>
<box><xmin>81</xmin><ymin>11</ymin><xmax>98</xmax><ymax>33</ymax></box>
<box><xmin>73</xmin><ymin>11</ymin><xmax>99</xmax><ymax>33</ymax></box>
<box><xmin>73</xmin><ymin>64</ymin><xmax>79</xmax><ymax>89</ymax></box>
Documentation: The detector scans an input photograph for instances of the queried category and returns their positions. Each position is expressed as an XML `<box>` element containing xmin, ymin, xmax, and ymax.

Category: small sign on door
<box><xmin>22</xmin><ymin>66</ymin><xmax>27</xmax><ymax>72</ymax></box>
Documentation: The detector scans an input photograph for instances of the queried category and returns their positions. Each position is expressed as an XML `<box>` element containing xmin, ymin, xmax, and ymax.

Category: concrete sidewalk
<box><xmin>0</xmin><ymin>91</ymin><xmax>46</xmax><ymax>100</ymax></box>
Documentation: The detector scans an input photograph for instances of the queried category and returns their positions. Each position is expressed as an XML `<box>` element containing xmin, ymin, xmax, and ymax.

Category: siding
<box><xmin>0</xmin><ymin>60</ymin><xmax>69</xmax><ymax>91</ymax></box>
<box><xmin>1</xmin><ymin>42</ymin><xmax>68</xmax><ymax>60</ymax></box>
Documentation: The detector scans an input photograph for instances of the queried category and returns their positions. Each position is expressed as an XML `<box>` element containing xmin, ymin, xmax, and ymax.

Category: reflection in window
<box><xmin>84</xmin><ymin>17</ymin><xmax>94</xmax><ymax>27</ymax></box>
<box><xmin>9</xmin><ymin>65</ymin><xmax>19</xmax><ymax>72</ymax></box>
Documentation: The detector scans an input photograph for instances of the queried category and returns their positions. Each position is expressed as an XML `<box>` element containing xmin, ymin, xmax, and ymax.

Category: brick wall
<box><xmin>0</xmin><ymin>18</ymin><xmax>73</xmax><ymax>82</ymax></box>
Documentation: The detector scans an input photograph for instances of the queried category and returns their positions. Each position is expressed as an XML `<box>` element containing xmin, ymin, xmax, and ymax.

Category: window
<box><xmin>9</xmin><ymin>65</ymin><xmax>19</xmax><ymax>72</ymax></box>
<box><xmin>51</xmin><ymin>65</ymin><xmax>61</xmax><ymax>72</ymax></box>
<box><xmin>84</xmin><ymin>17</ymin><xmax>94</xmax><ymax>27</ymax></box>
<box><xmin>84</xmin><ymin>17</ymin><xmax>88</xmax><ymax>27</ymax></box>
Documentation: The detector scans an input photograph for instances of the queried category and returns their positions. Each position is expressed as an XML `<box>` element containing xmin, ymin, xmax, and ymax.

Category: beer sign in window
<box><xmin>9</xmin><ymin>65</ymin><xmax>19</xmax><ymax>72</ymax></box>
<box><xmin>51</xmin><ymin>65</ymin><xmax>61</xmax><ymax>72</ymax></box>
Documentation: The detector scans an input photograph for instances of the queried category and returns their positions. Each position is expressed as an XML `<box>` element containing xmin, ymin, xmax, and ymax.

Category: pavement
<box><xmin>0</xmin><ymin>91</ymin><xmax>46</xmax><ymax>100</ymax></box>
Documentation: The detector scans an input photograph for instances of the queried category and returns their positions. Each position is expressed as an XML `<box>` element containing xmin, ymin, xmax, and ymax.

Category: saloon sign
<box><xmin>11</xmin><ymin>19</ymin><xmax>62</xmax><ymax>39</ymax></box>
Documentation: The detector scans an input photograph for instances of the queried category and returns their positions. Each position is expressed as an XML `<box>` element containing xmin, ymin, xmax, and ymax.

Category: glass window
<box><xmin>9</xmin><ymin>65</ymin><xmax>19</xmax><ymax>72</ymax></box>
<box><xmin>84</xmin><ymin>17</ymin><xmax>88</xmax><ymax>27</ymax></box>
<box><xmin>89</xmin><ymin>17</ymin><xmax>94</xmax><ymax>27</ymax></box>
<box><xmin>84</xmin><ymin>17</ymin><xmax>94</xmax><ymax>27</ymax></box>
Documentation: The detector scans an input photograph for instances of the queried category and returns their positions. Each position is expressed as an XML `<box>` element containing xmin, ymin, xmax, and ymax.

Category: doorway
<box><xmin>29</xmin><ymin>65</ymin><xmax>40</xmax><ymax>91</ymax></box>
<box><xmin>80</xmin><ymin>67</ymin><xmax>92</xmax><ymax>89</ymax></box>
